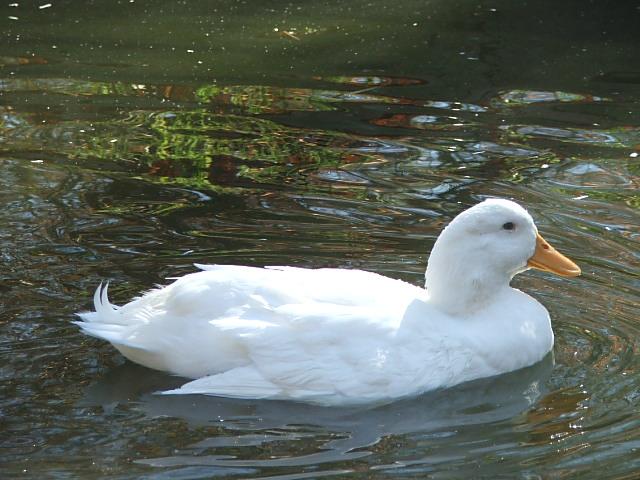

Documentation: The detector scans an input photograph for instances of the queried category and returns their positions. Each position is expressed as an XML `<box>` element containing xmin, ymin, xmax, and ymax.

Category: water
<box><xmin>1</xmin><ymin>0</ymin><xmax>639</xmax><ymax>478</ymax></box>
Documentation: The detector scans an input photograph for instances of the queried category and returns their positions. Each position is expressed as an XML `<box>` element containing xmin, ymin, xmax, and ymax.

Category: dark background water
<box><xmin>1</xmin><ymin>1</ymin><xmax>639</xmax><ymax>478</ymax></box>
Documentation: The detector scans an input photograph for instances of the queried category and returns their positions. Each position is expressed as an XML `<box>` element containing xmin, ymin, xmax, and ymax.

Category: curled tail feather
<box><xmin>74</xmin><ymin>282</ymin><xmax>148</xmax><ymax>350</ymax></box>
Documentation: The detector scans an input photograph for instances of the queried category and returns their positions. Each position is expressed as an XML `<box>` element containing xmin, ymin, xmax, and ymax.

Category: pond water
<box><xmin>1</xmin><ymin>0</ymin><xmax>640</xmax><ymax>478</ymax></box>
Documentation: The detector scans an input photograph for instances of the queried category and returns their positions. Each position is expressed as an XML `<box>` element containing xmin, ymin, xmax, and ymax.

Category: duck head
<box><xmin>425</xmin><ymin>199</ymin><xmax>580</xmax><ymax>314</ymax></box>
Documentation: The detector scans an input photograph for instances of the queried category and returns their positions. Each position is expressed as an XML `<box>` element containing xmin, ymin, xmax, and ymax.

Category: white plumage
<box><xmin>76</xmin><ymin>199</ymin><xmax>580</xmax><ymax>405</ymax></box>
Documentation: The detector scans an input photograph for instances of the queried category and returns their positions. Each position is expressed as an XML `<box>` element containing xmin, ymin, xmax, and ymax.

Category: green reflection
<box><xmin>1</xmin><ymin>106</ymin><xmax>378</xmax><ymax>191</ymax></box>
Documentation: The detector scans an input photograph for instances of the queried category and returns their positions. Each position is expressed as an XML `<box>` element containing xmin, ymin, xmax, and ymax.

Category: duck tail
<box><xmin>74</xmin><ymin>283</ymin><xmax>142</xmax><ymax>348</ymax></box>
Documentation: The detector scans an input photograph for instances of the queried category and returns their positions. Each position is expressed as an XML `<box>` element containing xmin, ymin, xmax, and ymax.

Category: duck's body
<box><xmin>76</xmin><ymin>199</ymin><xmax>580</xmax><ymax>405</ymax></box>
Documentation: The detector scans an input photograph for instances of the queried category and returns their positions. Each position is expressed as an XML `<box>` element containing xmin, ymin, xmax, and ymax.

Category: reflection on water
<box><xmin>503</xmin><ymin>124</ymin><xmax>640</xmax><ymax>148</ymax></box>
<box><xmin>1</xmin><ymin>0</ymin><xmax>640</xmax><ymax>478</ymax></box>
<box><xmin>79</xmin><ymin>357</ymin><xmax>553</xmax><ymax>476</ymax></box>
<box><xmin>490</xmin><ymin>90</ymin><xmax>609</xmax><ymax>108</ymax></box>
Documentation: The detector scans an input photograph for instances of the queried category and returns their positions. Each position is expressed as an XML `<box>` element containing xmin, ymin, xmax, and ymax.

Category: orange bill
<box><xmin>527</xmin><ymin>233</ymin><xmax>581</xmax><ymax>277</ymax></box>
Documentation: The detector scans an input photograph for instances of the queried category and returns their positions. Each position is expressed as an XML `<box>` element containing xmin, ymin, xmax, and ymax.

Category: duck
<box><xmin>75</xmin><ymin>199</ymin><xmax>580</xmax><ymax>406</ymax></box>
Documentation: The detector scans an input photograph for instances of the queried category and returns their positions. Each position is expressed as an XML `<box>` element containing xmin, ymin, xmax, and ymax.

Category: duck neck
<box><xmin>424</xmin><ymin>248</ymin><xmax>512</xmax><ymax>316</ymax></box>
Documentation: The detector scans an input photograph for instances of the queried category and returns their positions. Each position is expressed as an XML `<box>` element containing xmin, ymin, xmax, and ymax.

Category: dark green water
<box><xmin>1</xmin><ymin>1</ymin><xmax>640</xmax><ymax>478</ymax></box>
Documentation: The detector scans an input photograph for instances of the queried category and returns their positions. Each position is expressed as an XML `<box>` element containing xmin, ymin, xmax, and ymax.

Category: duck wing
<box><xmin>157</xmin><ymin>265</ymin><xmax>431</xmax><ymax>404</ymax></box>
<box><xmin>76</xmin><ymin>265</ymin><xmax>428</xmax><ymax>399</ymax></box>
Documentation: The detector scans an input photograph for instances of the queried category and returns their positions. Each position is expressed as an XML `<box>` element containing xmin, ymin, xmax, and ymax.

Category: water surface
<box><xmin>1</xmin><ymin>0</ymin><xmax>640</xmax><ymax>478</ymax></box>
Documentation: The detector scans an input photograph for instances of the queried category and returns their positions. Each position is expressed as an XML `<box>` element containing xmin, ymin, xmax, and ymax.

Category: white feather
<box><xmin>75</xmin><ymin>199</ymin><xmax>578</xmax><ymax>406</ymax></box>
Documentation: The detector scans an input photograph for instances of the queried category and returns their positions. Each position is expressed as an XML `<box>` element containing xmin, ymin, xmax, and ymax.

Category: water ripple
<box><xmin>1</xmin><ymin>49</ymin><xmax>640</xmax><ymax>479</ymax></box>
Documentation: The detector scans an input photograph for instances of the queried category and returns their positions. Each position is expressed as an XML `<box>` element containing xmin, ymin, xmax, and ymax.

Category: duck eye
<box><xmin>502</xmin><ymin>222</ymin><xmax>515</xmax><ymax>231</ymax></box>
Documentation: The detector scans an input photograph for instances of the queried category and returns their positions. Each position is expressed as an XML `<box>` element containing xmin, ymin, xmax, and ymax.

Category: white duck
<box><xmin>76</xmin><ymin>199</ymin><xmax>580</xmax><ymax>406</ymax></box>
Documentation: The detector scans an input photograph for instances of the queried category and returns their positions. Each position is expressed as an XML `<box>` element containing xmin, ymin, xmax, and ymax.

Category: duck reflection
<box><xmin>81</xmin><ymin>355</ymin><xmax>553</xmax><ymax>469</ymax></box>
